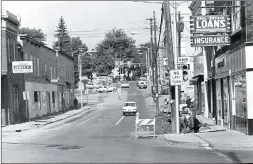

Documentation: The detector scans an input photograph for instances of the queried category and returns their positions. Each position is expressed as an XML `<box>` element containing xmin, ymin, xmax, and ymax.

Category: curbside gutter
<box><xmin>193</xmin><ymin>133</ymin><xmax>253</xmax><ymax>149</ymax></box>
<box><xmin>163</xmin><ymin>135</ymin><xmax>210</xmax><ymax>148</ymax></box>
<box><xmin>2</xmin><ymin>106</ymin><xmax>93</xmax><ymax>133</ymax></box>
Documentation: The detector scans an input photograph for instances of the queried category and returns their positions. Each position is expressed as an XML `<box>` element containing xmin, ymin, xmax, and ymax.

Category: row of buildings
<box><xmin>1</xmin><ymin>10</ymin><xmax>75</xmax><ymax>125</ymax></box>
<box><xmin>188</xmin><ymin>1</ymin><xmax>253</xmax><ymax>135</ymax></box>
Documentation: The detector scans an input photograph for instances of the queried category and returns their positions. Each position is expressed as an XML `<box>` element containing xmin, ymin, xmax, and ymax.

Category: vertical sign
<box><xmin>170</xmin><ymin>70</ymin><xmax>183</xmax><ymax>86</ymax></box>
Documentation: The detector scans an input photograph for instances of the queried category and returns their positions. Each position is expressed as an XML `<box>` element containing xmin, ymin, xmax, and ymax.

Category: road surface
<box><xmin>2</xmin><ymin>82</ymin><xmax>252</xmax><ymax>163</ymax></box>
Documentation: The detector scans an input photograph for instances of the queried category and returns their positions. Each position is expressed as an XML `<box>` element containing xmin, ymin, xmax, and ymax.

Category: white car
<box><xmin>97</xmin><ymin>86</ymin><xmax>107</xmax><ymax>93</ymax></box>
<box><xmin>121</xmin><ymin>82</ymin><xmax>130</xmax><ymax>88</ymax></box>
<box><xmin>107</xmin><ymin>86</ymin><xmax>116</xmax><ymax>92</ymax></box>
<box><xmin>122</xmin><ymin>102</ymin><xmax>137</xmax><ymax>116</ymax></box>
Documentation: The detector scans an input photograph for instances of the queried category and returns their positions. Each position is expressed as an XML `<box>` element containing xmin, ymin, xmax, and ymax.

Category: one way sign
<box><xmin>12</xmin><ymin>61</ymin><xmax>33</xmax><ymax>73</ymax></box>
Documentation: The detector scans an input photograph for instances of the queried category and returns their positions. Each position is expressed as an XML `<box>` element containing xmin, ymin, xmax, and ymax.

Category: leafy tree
<box><xmin>81</xmin><ymin>53</ymin><xmax>93</xmax><ymax>79</ymax></box>
<box><xmin>95</xmin><ymin>28</ymin><xmax>138</xmax><ymax>74</ymax></box>
<box><xmin>19</xmin><ymin>27</ymin><xmax>46</xmax><ymax>44</ymax></box>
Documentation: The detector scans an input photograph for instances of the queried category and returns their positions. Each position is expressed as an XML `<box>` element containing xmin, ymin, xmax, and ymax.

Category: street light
<box><xmin>77</xmin><ymin>48</ymin><xmax>89</xmax><ymax>108</ymax></box>
<box><xmin>138</xmin><ymin>46</ymin><xmax>150</xmax><ymax>83</ymax></box>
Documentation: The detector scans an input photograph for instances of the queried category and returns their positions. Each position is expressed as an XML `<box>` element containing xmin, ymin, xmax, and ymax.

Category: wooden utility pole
<box><xmin>147</xmin><ymin>18</ymin><xmax>155</xmax><ymax>102</ymax></box>
<box><xmin>153</xmin><ymin>11</ymin><xmax>159</xmax><ymax>114</ymax></box>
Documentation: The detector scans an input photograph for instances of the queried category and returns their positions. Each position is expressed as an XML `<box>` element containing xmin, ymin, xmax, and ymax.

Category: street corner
<box><xmin>163</xmin><ymin>133</ymin><xmax>210</xmax><ymax>148</ymax></box>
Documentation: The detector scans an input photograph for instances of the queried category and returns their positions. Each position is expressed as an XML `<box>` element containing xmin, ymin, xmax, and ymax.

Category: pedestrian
<box><xmin>164</xmin><ymin>99</ymin><xmax>168</xmax><ymax>113</ymax></box>
<box><xmin>74</xmin><ymin>97</ymin><xmax>78</xmax><ymax>109</ymax></box>
<box><xmin>186</xmin><ymin>96</ymin><xmax>191</xmax><ymax>108</ymax></box>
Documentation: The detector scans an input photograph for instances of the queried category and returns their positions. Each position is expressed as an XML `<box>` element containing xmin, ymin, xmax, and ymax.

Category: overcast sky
<box><xmin>3</xmin><ymin>1</ymin><xmax>191</xmax><ymax>52</ymax></box>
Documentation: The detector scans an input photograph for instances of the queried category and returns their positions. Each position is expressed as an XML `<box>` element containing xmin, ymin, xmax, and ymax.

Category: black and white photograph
<box><xmin>1</xmin><ymin>0</ymin><xmax>253</xmax><ymax>163</ymax></box>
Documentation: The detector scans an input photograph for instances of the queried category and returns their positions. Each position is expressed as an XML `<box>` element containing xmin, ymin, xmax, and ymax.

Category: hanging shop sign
<box><xmin>190</xmin><ymin>35</ymin><xmax>230</xmax><ymax>47</ymax></box>
<box><xmin>190</xmin><ymin>15</ymin><xmax>231</xmax><ymax>34</ymax></box>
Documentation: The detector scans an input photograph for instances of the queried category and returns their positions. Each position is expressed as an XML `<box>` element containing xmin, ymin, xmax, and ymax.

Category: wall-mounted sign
<box><xmin>170</xmin><ymin>70</ymin><xmax>183</xmax><ymax>86</ymax></box>
<box><xmin>190</xmin><ymin>15</ymin><xmax>230</xmax><ymax>33</ymax></box>
<box><xmin>12</xmin><ymin>61</ymin><xmax>33</xmax><ymax>73</ymax></box>
<box><xmin>190</xmin><ymin>35</ymin><xmax>230</xmax><ymax>47</ymax></box>
<box><xmin>215</xmin><ymin>55</ymin><xmax>226</xmax><ymax>69</ymax></box>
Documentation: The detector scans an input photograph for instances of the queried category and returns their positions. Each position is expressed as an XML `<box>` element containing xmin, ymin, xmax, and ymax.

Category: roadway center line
<box><xmin>78</xmin><ymin>114</ymin><xmax>100</xmax><ymax>125</ymax></box>
<box><xmin>115</xmin><ymin>116</ymin><xmax>125</xmax><ymax>126</ymax></box>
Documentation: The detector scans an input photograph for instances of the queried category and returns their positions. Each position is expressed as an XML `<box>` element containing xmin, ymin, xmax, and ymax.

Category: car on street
<box><xmin>121</xmin><ymin>81</ymin><xmax>130</xmax><ymax>88</ymax></box>
<box><xmin>122</xmin><ymin>101</ymin><xmax>137</xmax><ymax>116</ymax></box>
<box><xmin>97</xmin><ymin>86</ymin><xmax>107</xmax><ymax>93</ymax></box>
<box><xmin>137</xmin><ymin>77</ymin><xmax>146</xmax><ymax>87</ymax></box>
<box><xmin>138</xmin><ymin>81</ymin><xmax>147</xmax><ymax>89</ymax></box>
<box><xmin>107</xmin><ymin>86</ymin><xmax>116</xmax><ymax>92</ymax></box>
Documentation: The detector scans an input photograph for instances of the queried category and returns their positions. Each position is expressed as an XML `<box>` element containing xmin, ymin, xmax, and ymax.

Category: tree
<box><xmin>19</xmin><ymin>27</ymin><xmax>47</xmax><ymax>44</ymax></box>
<box><xmin>81</xmin><ymin>53</ymin><xmax>93</xmax><ymax>79</ymax></box>
<box><xmin>53</xmin><ymin>16</ymin><xmax>71</xmax><ymax>54</ymax></box>
<box><xmin>71</xmin><ymin>37</ymin><xmax>89</xmax><ymax>87</ymax></box>
<box><xmin>95</xmin><ymin>28</ymin><xmax>138</xmax><ymax>74</ymax></box>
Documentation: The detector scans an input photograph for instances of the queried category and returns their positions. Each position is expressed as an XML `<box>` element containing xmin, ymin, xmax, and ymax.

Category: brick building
<box><xmin>1</xmin><ymin>10</ymin><xmax>26</xmax><ymax>125</ymax></box>
<box><xmin>18</xmin><ymin>35</ymin><xmax>59</xmax><ymax>119</ymax></box>
<box><xmin>189</xmin><ymin>1</ymin><xmax>253</xmax><ymax>135</ymax></box>
<box><xmin>57</xmin><ymin>51</ymin><xmax>75</xmax><ymax>111</ymax></box>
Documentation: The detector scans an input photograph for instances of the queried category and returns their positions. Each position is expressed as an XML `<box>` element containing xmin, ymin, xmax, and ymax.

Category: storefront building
<box><xmin>215</xmin><ymin>43</ymin><xmax>253</xmax><ymax>135</ymax></box>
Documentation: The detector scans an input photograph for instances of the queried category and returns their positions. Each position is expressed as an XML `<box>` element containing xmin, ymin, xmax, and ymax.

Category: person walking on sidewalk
<box><xmin>74</xmin><ymin>97</ymin><xmax>78</xmax><ymax>109</ymax></box>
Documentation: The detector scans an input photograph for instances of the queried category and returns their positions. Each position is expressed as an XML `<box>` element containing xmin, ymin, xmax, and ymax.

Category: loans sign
<box><xmin>190</xmin><ymin>15</ymin><xmax>230</xmax><ymax>33</ymax></box>
<box><xmin>170</xmin><ymin>70</ymin><xmax>183</xmax><ymax>86</ymax></box>
<box><xmin>190</xmin><ymin>35</ymin><xmax>230</xmax><ymax>47</ymax></box>
<box><xmin>12</xmin><ymin>61</ymin><xmax>33</xmax><ymax>73</ymax></box>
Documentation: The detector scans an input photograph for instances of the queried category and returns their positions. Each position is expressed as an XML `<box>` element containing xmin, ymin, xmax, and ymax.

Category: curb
<box><xmin>193</xmin><ymin>133</ymin><xmax>253</xmax><ymax>149</ymax></box>
<box><xmin>2</xmin><ymin>107</ymin><xmax>92</xmax><ymax>133</ymax></box>
<box><xmin>163</xmin><ymin>136</ymin><xmax>210</xmax><ymax>148</ymax></box>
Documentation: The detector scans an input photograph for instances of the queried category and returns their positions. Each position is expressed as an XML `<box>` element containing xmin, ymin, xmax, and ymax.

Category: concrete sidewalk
<box><xmin>2</xmin><ymin>106</ymin><xmax>92</xmax><ymax>133</ymax></box>
<box><xmin>164</xmin><ymin>115</ymin><xmax>253</xmax><ymax>148</ymax></box>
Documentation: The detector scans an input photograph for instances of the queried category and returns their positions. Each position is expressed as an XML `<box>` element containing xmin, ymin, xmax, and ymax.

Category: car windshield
<box><xmin>124</xmin><ymin>103</ymin><xmax>136</xmax><ymax>107</ymax></box>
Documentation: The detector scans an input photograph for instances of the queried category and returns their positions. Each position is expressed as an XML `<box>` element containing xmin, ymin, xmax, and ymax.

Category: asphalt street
<box><xmin>2</xmin><ymin>81</ymin><xmax>252</xmax><ymax>163</ymax></box>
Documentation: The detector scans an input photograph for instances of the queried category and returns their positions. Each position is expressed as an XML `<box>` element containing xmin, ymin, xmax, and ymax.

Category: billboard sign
<box><xmin>190</xmin><ymin>15</ymin><xmax>231</xmax><ymax>33</ymax></box>
<box><xmin>12</xmin><ymin>61</ymin><xmax>33</xmax><ymax>73</ymax></box>
<box><xmin>190</xmin><ymin>35</ymin><xmax>230</xmax><ymax>47</ymax></box>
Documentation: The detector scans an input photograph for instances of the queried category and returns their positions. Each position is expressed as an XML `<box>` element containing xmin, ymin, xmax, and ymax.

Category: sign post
<box><xmin>170</xmin><ymin>70</ymin><xmax>183</xmax><ymax>135</ymax></box>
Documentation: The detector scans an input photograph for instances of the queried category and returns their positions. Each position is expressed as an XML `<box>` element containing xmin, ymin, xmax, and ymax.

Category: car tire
<box><xmin>123</xmin><ymin>112</ymin><xmax>125</xmax><ymax>116</ymax></box>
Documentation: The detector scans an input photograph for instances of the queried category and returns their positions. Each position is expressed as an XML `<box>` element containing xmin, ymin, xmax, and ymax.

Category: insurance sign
<box><xmin>12</xmin><ymin>61</ymin><xmax>33</xmax><ymax>73</ymax></box>
<box><xmin>190</xmin><ymin>35</ymin><xmax>230</xmax><ymax>47</ymax></box>
<box><xmin>190</xmin><ymin>15</ymin><xmax>230</xmax><ymax>33</ymax></box>
<box><xmin>170</xmin><ymin>70</ymin><xmax>183</xmax><ymax>86</ymax></box>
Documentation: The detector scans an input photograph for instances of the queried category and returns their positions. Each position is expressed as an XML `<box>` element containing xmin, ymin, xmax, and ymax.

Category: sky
<box><xmin>2</xmin><ymin>1</ymin><xmax>192</xmax><ymax>53</ymax></box>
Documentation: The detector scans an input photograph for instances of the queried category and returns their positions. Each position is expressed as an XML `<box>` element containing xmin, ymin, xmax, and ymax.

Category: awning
<box><xmin>189</xmin><ymin>74</ymin><xmax>204</xmax><ymax>85</ymax></box>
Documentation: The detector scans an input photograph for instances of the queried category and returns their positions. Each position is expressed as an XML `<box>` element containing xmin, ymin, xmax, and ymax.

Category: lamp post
<box><xmin>138</xmin><ymin>46</ymin><xmax>150</xmax><ymax>83</ymax></box>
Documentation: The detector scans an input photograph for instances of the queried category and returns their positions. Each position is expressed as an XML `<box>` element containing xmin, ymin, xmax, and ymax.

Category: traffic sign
<box><xmin>12</xmin><ymin>61</ymin><xmax>33</xmax><ymax>73</ymax></box>
<box><xmin>170</xmin><ymin>70</ymin><xmax>183</xmax><ymax>86</ymax></box>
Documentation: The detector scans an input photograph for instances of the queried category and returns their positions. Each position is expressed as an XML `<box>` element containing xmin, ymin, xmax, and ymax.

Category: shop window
<box><xmin>234</xmin><ymin>73</ymin><xmax>247</xmax><ymax>118</ymax></box>
<box><xmin>33</xmin><ymin>91</ymin><xmax>41</xmax><ymax>109</ymax></box>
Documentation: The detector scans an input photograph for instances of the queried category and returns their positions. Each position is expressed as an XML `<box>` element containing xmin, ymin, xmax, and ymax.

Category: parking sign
<box><xmin>170</xmin><ymin>70</ymin><xmax>183</xmax><ymax>86</ymax></box>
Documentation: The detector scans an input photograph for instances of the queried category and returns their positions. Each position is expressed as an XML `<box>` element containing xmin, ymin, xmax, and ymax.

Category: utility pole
<box><xmin>173</xmin><ymin>1</ymin><xmax>180</xmax><ymax>135</ymax></box>
<box><xmin>147</xmin><ymin>17</ymin><xmax>155</xmax><ymax>102</ymax></box>
<box><xmin>178</xmin><ymin>12</ymin><xmax>181</xmax><ymax>58</ymax></box>
<box><xmin>153</xmin><ymin>11</ymin><xmax>159</xmax><ymax>114</ymax></box>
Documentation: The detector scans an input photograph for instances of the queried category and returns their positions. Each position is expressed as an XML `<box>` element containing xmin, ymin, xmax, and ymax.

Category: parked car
<box><xmin>138</xmin><ymin>81</ymin><xmax>147</xmax><ymax>89</ymax></box>
<box><xmin>107</xmin><ymin>86</ymin><xmax>116</xmax><ymax>92</ymax></box>
<box><xmin>121</xmin><ymin>81</ymin><xmax>130</xmax><ymax>88</ymax></box>
<box><xmin>97</xmin><ymin>86</ymin><xmax>107</xmax><ymax>93</ymax></box>
<box><xmin>122</xmin><ymin>102</ymin><xmax>137</xmax><ymax>116</ymax></box>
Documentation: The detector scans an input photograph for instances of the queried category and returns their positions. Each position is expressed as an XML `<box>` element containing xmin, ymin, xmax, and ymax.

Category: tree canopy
<box><xmin>19</xmin><ymin>27</ymin><xmax>47</xmax><ymax>44</ymax></box>
<box><xmin>95</xmin><ymin>28</ymin><xmax>138</xmax><ymax>74</ymax></box>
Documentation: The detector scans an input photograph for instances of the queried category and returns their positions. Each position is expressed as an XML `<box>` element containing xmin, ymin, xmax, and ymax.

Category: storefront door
<box><xmin>223</xmin><ymin>77</ymin><xmax>230</xmax><ymax>128</ymax></box>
